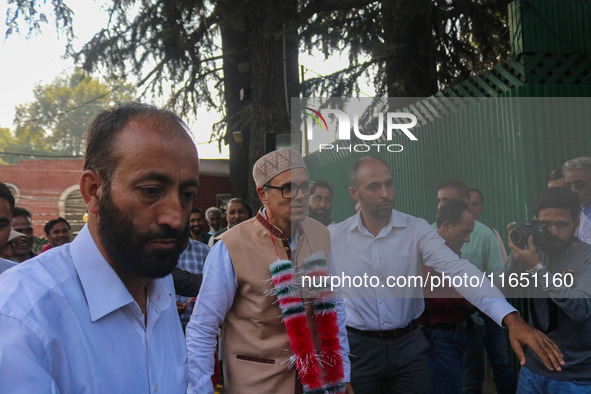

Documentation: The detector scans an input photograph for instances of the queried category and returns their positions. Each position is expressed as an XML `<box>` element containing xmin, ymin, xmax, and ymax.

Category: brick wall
<box><xmin>1</xmin><ymin>159</ymin><xmax>231</xmax><ymax>237</ymax></box>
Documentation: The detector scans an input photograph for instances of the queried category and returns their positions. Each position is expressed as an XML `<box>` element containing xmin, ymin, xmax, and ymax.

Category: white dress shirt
<box><xmin>329</xmin><ymin>210</ymin><xmax>516</xmax><ymax>331</ymax></box>
<box><xmin>576</xmin><ymin>207</ymin><xmax>591</xmax><ymax>244</ymax></box>
<box><xmin>0</xmin><ymin>225</ymin><xmax>188</xmax><ymax>393</ymax></box>
<box><xmin>186</xmin><ymin>235</ymin><xmax>351</xmax><ymax>394</ymax></box>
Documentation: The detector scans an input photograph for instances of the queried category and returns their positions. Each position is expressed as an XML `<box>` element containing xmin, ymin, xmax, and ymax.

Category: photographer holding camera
<box><xmin>506</xmin><ymin>187</ymin><xmax>591</xmax><ymax>392</ymax></box>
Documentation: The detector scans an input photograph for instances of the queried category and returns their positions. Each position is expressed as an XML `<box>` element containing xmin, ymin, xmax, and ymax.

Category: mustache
<box><xmin>140</xmin><ymin>227</ymin><xmax>186</xmax><ymax>243</ymax></box>
<box><xmin>547</xmin><ymin>234</ymin><xmax>566</xmax><ymax>244</ymax></box>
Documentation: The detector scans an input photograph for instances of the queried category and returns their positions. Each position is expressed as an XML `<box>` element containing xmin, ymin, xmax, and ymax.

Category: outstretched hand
<box><xmin>503</xmin><ymin>312</ymin><xmax>564</xmax><ymax>371</ymax></box>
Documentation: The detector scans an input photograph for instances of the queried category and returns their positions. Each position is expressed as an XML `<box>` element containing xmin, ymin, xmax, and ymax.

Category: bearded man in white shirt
<box><xmin>0</xmin><ymin>103</ymin><xmax>199</xmax><ymax>393</ymax></box>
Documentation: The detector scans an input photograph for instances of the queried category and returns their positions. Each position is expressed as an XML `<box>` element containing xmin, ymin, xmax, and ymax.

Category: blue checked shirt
<box><xmin>176</xmin><ymin>238</ymin><xmax>209</xmax><ymax>327</ymax></box>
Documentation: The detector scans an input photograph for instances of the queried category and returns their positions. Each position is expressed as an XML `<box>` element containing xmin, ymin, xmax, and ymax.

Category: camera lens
<box><xmin>510</xmin><ymin>229</ymin><xmax>527</xmax><ymax>249</ymax></box>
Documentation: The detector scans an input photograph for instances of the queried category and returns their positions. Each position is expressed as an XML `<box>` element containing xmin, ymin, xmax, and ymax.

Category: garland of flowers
<box><xmin>270</xmin><ymin>260</ymin><xmax>324</xmax><ymax>392</ymax></box>
<box><xmin>303</xmin><ymin>253</ymin><xmax>345</xmax><ymax>392</ymax></box>
<box><xmin>265</xmin><ymin>214</ymin><xmax>345</xmax><ymax>394</ymax></box>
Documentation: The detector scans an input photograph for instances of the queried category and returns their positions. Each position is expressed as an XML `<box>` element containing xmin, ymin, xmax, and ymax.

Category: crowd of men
<box><xmin>0</xmin><ymin>103</ymin><xmax>589</xmax><ymax>394</ymax></box>
<box><xmin>0</xmin><ymin>208</ymin><xmax>72</xmax><ymax>265</ymax></box>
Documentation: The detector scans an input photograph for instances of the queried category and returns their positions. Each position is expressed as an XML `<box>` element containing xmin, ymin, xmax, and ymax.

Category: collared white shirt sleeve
<box><xmin>330</xmin><ymin>211</ymin><xmax>515</xmax><ymax>330</ymax></box>
<box><xmin>186</xmin><ymin>240</ymin><xmax>237</xmax><ymax>394</ymax></box>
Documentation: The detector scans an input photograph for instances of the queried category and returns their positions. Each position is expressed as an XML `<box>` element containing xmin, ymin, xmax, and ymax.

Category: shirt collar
<box><xmin>583</xmin><ymin>203</ymin><xmax>591</xmax><ymax>220</ymax></box>
<box><xmin>347</xmin><ymin>209</ymin><xmax>407</xmax><ymax>236</ymax></box>
<box><xmin>256</xmin><ymin>207</ymin><xmax>301</xmax><ymax>242</ymax></box>
<box><xmin>71</xmin><ymin>225</ymin><xmax>172</xmax><ymax>322</ymax></box>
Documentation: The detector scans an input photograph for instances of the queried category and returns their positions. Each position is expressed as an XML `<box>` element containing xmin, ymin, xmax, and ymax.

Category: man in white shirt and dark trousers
<box><xmin>0</xmin><ymin>103</ymin><xmax>200</xmax><ymax>392</ymax></box>
<box><xmin>329</xmin><ymin>156</ymin><xmax>565</xmax><ymax>394</ymax></box>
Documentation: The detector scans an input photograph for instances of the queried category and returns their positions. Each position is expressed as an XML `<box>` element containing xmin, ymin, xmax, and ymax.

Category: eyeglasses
<box><xmin>264</xmin><ymin>181</ymin><xmax>316</xmax><ymax>199</ymax></box>
<box><xmin>565</xmin><ymin>181</ymin><xmax>590</xmax><ymax>190</ymax></box>
<box><xmin>540</xmin><ymin>220</ymin><xmax>572</xmax><ymax>231</ymax></box>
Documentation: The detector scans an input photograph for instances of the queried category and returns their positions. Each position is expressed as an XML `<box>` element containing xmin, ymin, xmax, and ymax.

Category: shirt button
<box><xmin>154</xmin><ymin>384</ymin><xmax>158</xmax><ymax>392</ymax></box>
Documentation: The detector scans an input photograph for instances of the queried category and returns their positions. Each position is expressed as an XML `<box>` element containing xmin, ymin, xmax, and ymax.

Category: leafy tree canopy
<box><xmin>0</xmin><ymin>127</ymin><xmax>17</xmax><ymax>164</ymax></box>
<box><xmin>13</xmin><ymin>68</ymin><xmax>136</xmax><ymax>156</ymax></box>
<box><xmin>5</xmin><ymin>0</ymin><xmax>511</xmax><ymax>202</ymax></box>
<box><xmin>6</xmin><ymin>0</ymin><xmax>511</xmax><ymax>114</ymax></box>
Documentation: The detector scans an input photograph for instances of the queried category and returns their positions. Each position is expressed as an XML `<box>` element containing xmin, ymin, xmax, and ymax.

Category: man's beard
<box><xmin>308</xmin><ymin>209</ymin><xmax>331</xmax><ymax>226</ymax></box>
<box><xmin>540</xmin><ymin>234</ymin><xmax>575</xmax><ymax>257</ymax></box>
<box><xmin>190</xmin><ymin>225</ymin><xmax>202</xmax><ymax>235</ymax></box>
<box><xmin>98</xmin><ymin>190</ymin><xmax>187</xmax><ymax>279</ymax></box>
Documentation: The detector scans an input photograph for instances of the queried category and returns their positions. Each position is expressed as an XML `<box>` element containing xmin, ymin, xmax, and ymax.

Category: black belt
<box><xmin>347</xmin><ymin>319</ymin><xmax>419</xmax><ymax>340</ymax></box>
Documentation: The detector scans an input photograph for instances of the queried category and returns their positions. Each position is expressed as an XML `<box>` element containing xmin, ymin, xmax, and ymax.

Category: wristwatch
<box><xmin>527</xmin><ymin>262</ymin><xmax>544</xmax><ymax>274</ymax></box>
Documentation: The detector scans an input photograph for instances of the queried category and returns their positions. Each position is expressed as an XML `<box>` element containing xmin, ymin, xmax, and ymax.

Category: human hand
<box><xmin>503</xmin><ymin>312</ymin><xmax>564</xmax><ymax>371</ymax></box>
<box><xmin>507</xmin><ymin>223</ymin><xmax>539</xmax><ymax>269</ymax></box>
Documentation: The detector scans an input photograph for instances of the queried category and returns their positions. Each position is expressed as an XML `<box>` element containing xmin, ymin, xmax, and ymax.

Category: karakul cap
<box><xmin>252</xmin><ymin>148</ymin><xmax>307</xmax><ymax>187</ymax></box>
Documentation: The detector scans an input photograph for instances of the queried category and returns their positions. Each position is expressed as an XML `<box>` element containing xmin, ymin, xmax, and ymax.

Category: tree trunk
<box><xmin>221</xmin><ymin>2</ymin><xmax>251</xmax><ymax>203</ymax></box>
<box><xmin>230</xmin><ymin>0</ymin><xmax>299</xmax><ymax>209</ymax></box>
<box><xmin>381</xmin><ymin>0</ymin><xmax>437</xmax><ymax>97</ymax></box>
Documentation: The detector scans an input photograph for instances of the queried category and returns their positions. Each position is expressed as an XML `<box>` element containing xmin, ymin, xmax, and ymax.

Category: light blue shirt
<box><xmin>0</xmin><ymin>225</ymin><xmax>188</xmax><ymax>393</ymax></box>
<box><xmin>0</xmin><ymin>257</ymin><xmax>16</xmax><ymax>275</ymax></box>
<box><xmin>577</xmin><ymin>205</ymin><xmax>591</xmax><ymax>245</ymax></box>
<box><xmin>176</xmin><ymin>238</ymin><xmax>209</xmax><ymax>327</ymax></box>
<box><xmin>186</xmin><ymin>235</ymin><xmax>351</xmax><ymax>394</ymax></box>
<box><xmin>329</xmin><ymin>210</ymin><xmax>516</xmax><ymax>331</ymax></box>
<box><xmin>583</xmin><ymin>203</ymin><xmax>591</xmax><ymax>222</ymax></box>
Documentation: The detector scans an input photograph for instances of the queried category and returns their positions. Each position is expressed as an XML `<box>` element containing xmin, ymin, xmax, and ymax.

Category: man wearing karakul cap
<box><xmin>186</xmin><ymin>148</ymin><xmax>352</xmax><ymax>393</ymax></box>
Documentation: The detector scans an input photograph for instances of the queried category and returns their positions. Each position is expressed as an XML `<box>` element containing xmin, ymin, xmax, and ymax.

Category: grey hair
<box><xmin>205</xmin><ymin>207</ymin><xmax>222</xmax><ymax>218</ymax></box>
<box><xmin>563</xmin><ymin>157</ymin><xmax>591</xmax><ymax>176</ymax></box>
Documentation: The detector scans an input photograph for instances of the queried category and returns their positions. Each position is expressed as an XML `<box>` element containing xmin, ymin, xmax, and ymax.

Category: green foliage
<box><xmin>13</xmin><ymin>69</ymin><xmax>136</xmax><ymax>156</ymax></box>
<box><xmin>72</xmin><ymin>0</ymin><xmax>223</xmax><ymax>117</ymax></box>
<box><xmin>300</xmin><ymin>0</ymin><xmax>512</xmax><ymax>96</ymax></box>
<box><xmin>0</xmin><ymin>127</ymin><xmax>17</xmax><ymax>164</ymax></box>
<box><xmin>5</xmin><ymin>0</ymin><xmax>73</xmax><ymax>39</ymax></box>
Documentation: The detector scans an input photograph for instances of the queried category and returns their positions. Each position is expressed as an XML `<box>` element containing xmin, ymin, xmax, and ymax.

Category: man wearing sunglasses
<box><xmin>186</xmin><ymin>148</ymin><xmax>351</xmax><ymax>394</ymax></box>
<box><xmin>563</xmin><ymin>157</ymin><xmax>591</xmax><ymax>244</ymax></box>
<box><xmin>505</xmin><ymin>187</ymin><xmax>591</xmax><ymax>392</ymax></box>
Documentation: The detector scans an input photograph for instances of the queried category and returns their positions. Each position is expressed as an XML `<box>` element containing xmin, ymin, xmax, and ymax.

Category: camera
<box><xmin>509</xmin><ymin>220</ymin><xmax>550</xmax><ymax>250</ymax></box>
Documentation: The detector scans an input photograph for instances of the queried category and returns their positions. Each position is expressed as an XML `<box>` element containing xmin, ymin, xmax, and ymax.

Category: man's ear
<box><xmin>440</xmin><ymin>221</ymin><xmax>451</xmax><ymax>235</ymax></box>
<box><xmin>80</xmin><ymin>170</ymin><xmax>103</xmax><ymax>215</ymax></box>
<box><xmin>256</xmin><ymin>186</ymin><xmax>267</xmax><ymax>205</ymax></box>
<box><xmin>349</xmin><ymin>186</ymin><xmax>359</xmax><ymax>202</ymax></box>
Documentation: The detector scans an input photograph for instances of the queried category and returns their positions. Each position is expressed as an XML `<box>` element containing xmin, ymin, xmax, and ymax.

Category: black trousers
<box><xmin>348</xmin><ymin>327</ymin><xmax>432</xmax><ymax>394</ymax></box>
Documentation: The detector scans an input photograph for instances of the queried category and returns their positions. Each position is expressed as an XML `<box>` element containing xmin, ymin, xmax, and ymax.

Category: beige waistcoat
<box><xmin>219</xmin><ymin>212</ymin><xmax>330</xmax><ymax>394</ymax></box>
